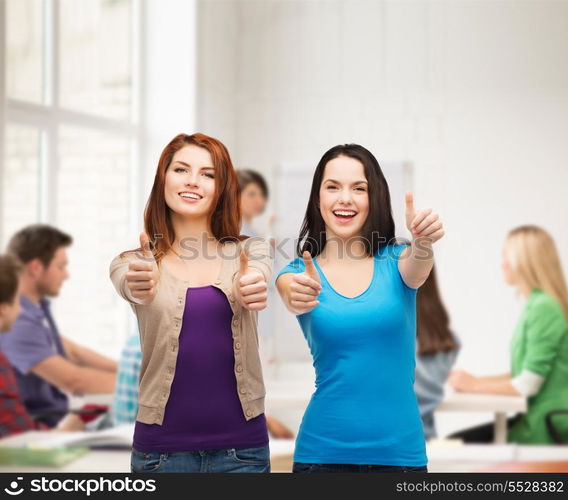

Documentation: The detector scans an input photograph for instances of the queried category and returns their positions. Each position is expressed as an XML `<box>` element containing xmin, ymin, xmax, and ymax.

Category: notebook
<box><xmin>0</xmin><ymin>424</ymin><xmax>134</xmax><ymax>466</ymax></box>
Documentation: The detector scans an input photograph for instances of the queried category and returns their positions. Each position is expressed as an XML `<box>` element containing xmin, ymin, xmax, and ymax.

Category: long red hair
<box><xmin>124</xmin><ymin>133</ymin><xmax>242</xmax><ymax>263</ymax></box>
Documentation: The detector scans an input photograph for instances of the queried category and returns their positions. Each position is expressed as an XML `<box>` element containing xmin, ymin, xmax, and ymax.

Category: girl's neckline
<box><xmin>313</xmin><ymin>255</ymin><xmax>377</xmax><ymax>300</ymax></box>
<box><xmin>159</xmin><ymin>251</ymin><xmax>226</xmax><ymax>286</ymax></box>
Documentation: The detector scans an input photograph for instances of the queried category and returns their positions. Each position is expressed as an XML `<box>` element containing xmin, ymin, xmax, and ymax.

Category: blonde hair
<box><xmin>506</xmin><ymin>225</ymin><xmax>568</xmax><ymax>319</ymax></box>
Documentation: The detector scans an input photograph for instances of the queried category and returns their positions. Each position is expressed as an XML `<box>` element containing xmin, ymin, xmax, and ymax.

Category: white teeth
<box><xmin>334</xmin><ymin>210</ymin><xmax>356</xmax><ymax>216</ymax></box>
<box><xmin>180</xmin><ymin>193</ymin><xmax>201</xmax><ymax>200</ymax></box>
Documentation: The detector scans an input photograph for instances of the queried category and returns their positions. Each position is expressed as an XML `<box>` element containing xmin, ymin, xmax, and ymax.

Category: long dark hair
<box><xmin>416</xmin><ymin>266</ymin><xmax>459</xmax><ymax>355</ymax></box>
<box><xmin>297</xmin><ymin>144</ymin><xmax>396</xmax><ymax>257</ymax></box>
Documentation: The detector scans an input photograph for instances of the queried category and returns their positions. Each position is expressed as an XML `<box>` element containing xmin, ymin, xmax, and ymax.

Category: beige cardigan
<box><xmin>109</xmin><ymin>238</ymin><xmax>272</xmax><ymax>425</ymax></box>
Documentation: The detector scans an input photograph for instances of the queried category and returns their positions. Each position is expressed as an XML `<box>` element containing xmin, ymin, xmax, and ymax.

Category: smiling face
<box><xmin>319</xmin><ymin>155</ymin><xmax>370</xmax><ymax>241</ymax></box>
<box><xmin>164</xmin><ymin>145</ymin><xmax>216</xmax><ymax>221</ymax></box>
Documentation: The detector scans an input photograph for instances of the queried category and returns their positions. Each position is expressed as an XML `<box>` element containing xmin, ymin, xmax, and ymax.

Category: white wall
<box><xmin>142</xmin><ymin>0</ymin><xmax>197</xmax><ymax>203</ymax></box>
<box><xmin>196</xmin><ymin>0</ymin><xmax>568</xmax><ymax>434</ymax></box>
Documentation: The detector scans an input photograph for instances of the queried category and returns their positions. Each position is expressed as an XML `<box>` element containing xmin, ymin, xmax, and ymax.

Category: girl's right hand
<box><xmin>126</xmin><ymin>232</ymin><xmax>160</xmax><ymax>305</ymax></box>
<box><xmin>289</xmin><ymin>251</ymin><xmax>322</xmax><ymax>314</ymax></box>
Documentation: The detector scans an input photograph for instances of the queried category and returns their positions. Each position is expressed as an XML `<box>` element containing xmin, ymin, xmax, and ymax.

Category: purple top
<box><xmin>0</xmin><ymin>296</ymin><xmax>69</xmax><ymax>427</ymax></box>
<box><xmin>133</xmin><ymin>286</ymin><xmax>268</xmax><ymax>452</ymax></box>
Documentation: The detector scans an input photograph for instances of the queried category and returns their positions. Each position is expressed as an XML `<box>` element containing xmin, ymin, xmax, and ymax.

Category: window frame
<box><xmin>0</xmin><ymin>0</ymin><xmax>148</xmax><ymax>353</ymax></box>
<box><xmin>0</xmin><ymin>0</ymin><xmax>146</xmax><ymax>242</ymax></box>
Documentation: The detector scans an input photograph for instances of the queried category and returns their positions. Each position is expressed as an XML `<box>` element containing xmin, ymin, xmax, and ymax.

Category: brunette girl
<box><xmin>276</xmin><ymin>144</ymin><xmax>444</xmax><ymax>472</ymax></box>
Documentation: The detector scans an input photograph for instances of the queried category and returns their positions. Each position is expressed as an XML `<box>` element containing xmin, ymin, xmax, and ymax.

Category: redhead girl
<box><xmin>110</xmin><ymin>133</ymin><xmax>272</xmax><ymax>473</ymax></box>
<box><xmin>276</xmin><ymin>144</ymin><xmax>444</xmax><ymax>473</ymax></box>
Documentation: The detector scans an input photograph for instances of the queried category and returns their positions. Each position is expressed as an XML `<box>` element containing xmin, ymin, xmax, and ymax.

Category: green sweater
<box><xmin>508</xmin><ymin>289</ymin><xmax>568</xmax><ymax>444</ymax></box>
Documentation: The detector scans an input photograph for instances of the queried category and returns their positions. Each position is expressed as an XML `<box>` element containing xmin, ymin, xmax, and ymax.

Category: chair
<box><xmin>545</xmin><ymin>410</ymin><xmax>568</xmax><ymax>444</ymax></box>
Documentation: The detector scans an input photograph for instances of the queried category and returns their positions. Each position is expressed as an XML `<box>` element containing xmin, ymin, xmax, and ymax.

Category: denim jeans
<box><xmin>293</xmin><ymin>462</ymin><xmax>428</xmax><ymax>473</ymax></box>
<box><xmin>131</xmin><ymin>445</ymin><xmax>271</xmax><ymax>473</ymax></box>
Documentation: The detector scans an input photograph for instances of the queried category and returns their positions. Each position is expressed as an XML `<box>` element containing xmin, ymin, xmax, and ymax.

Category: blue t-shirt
<box><xmin>277</xmin><ymin>244</ymin><xmax>427</xmax><ymax>466</ymax></box>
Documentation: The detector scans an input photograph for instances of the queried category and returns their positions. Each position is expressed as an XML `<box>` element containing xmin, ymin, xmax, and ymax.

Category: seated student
<box><xmin>112</xmin><ymin>333</ymin><xmax>142</xmax><ymax>426</ymax></box>
<box><xmin>449</xmin><ymin>225</ymin><xmax>568</xmax><ymax>443</ymax></box>
<box><xmin>237</xmin><ymin>169</ymin><xmax>278</xmax><ymax>374</ymax></box>
<box><xmin>414</xmin><ymin>265</ymin><xmax>459</xmax><ymax>440</ymax></box>
<box><xmin>237</xmin><ymin>168</ymin><xmax>271</xmax><ymax>239</ymax></box>
<box><xmin>112</xmin><ymin>332</ymin><xmax>294</xmax><ymax>438</ymax></box>
<box><xmin>0</xmin><ymin>225</ymin><xmax>117</xmax><ymax>427</ymax></box>
<box><xmin>0</xmin><ymin>254</ymin><xmax>83</xmax><ymax>438</ymax></box>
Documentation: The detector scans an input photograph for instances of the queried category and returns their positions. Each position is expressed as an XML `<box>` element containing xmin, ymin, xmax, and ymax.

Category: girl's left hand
<box><xmin>405</xmin><ymin>192</ymin><xmax>444</xmax><ymax>244</ymax></box>
<box><xmin>235</xmin><ymin>248</ymin><xmax>268</xmax><ymax>311</ymax></box>
<box><xmin>448</xmin><ymin>370</ymin><xmax>479</xmax><ymax>392</ymax></box>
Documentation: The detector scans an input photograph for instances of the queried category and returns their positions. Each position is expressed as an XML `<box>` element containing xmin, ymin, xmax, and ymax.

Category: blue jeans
<box><xmin>131</xmin><ymin>445</ymin><xmax>270</xmax><ymax>473</ymax></box>
<box><xmin>293</xmin><ymin>462</ymin><xmax>428</xmax><ymax>473</ymax></box>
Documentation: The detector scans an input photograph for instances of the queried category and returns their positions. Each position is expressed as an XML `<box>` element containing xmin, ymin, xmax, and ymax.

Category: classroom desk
<box><xmin>0</xmin><ymin>449</ymin><xmax>131</xmax><ymax>473</ymax></box>
<box><xmin>427</xmin><ymin>443</ymin><xmax>568</xmax><ymax>472</ymax></box>
<box><xmin>68</xmin><ymin>393</ymin><xmax>115</xmax><ymax>409</ymax></box>
<box><xmin>265</xmin><ymin>380</ymin><xmax>527</xmax><ymax>444</ymax></box>
<box><xmin>3</xmin><ymin>443</ymin><xmax>568</xmax><ymax>473</ymax></box>
<box><xmin>479</xmin><ymin>461</ymin><xmax>568</xmax><ymax>472</ymax></box>
<box><xmin>437</xmin><ymin>387</ymin><xmax>527</xmax><ymax>444</ymax></box>
<box><xmin>0</xmin><ymin>440</ymin><xmax>297</xmax><ymax>473</ymax></box>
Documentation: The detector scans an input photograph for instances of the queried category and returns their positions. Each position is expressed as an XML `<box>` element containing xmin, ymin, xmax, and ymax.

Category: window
<box><xmin>2</xmin><ymin>0</ymin><xmax>143</xmax><ymax>357</ymax></box>
<box><xmin>2</xmin><ymin>125</ymin><xmax>42</xmax><ymax>238</ymax></box>
<box><xmin>59</xmin><ymin>0</ymin><xmax>133</xmax><ymax>120</ymax></box>
<box><xmin>55</xmin><ymin>126</ymin><xmax>133</xmax><ymax>356</ymax></box>
<box><xmin>6</xmin><ymin>0</ymin><xmax>45</xmax><ymax>103</ymax></box>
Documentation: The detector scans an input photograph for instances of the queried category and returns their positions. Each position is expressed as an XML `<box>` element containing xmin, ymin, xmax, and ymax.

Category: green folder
<box><xmin>0</xmin><ymin>446</ymin><xmax>88</xmax><ymax>467</ymax></box>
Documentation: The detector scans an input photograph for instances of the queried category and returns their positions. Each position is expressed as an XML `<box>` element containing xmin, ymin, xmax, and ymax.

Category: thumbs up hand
<box><xmin>235</xmin><ymin>247</ymin><xmax>268</xmax><ymax>311</ymax></box>
<box><xmin>125</xmin><ymin>232</ymin><xmax>160</xmax><ymax>305</ymax></box>
<box><xmin>405</xmin><ymin>192</ymin><xmax>444</xmax><ymax>245</ymax></box>
<box><xmin>289</xmin><ymin>251</ymin><xmax>322</xmax><ymax>315</ymax></box>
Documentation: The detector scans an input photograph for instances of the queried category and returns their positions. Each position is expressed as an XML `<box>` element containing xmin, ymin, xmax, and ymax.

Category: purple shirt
<box><xmin>0</xmin><ymin>295</ymin><xmax>69</xmax><ymax>427</ymax></box>
<box><xmin>133</xmin><ymin>286</ymin><xmax>268</xmax><ymax>452</ymax></box>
